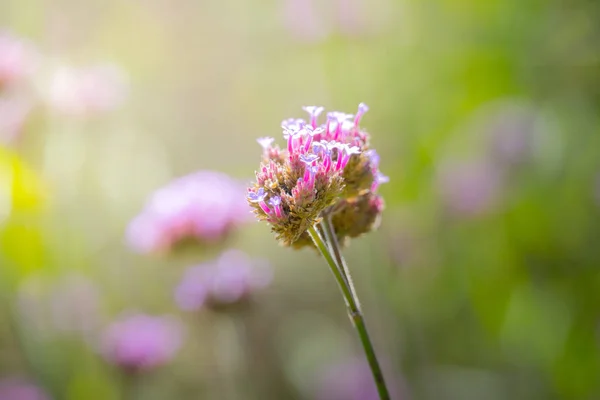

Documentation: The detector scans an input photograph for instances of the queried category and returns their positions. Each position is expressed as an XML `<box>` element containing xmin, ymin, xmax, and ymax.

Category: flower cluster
<box><xmin>126</xmin><ymin>170</ymin><xmax>252</xmax><ymax>254</ymax></box>
<box><xmin>175</xmin><ymin>249</ymin><xmax>272</xmax><ymax>312</ymax></box>
<box><xmin>247</xmin><ymin>104</ymin><xmax>388</xmax><ymax>247</ymax></box>
<box><xmin>99</xmin><ymin>313</ymin><xmax>183</xmax><ymax>373</ymax></box>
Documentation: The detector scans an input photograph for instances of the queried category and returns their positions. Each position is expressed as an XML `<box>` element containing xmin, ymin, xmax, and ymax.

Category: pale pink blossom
<box><xmin>0</xmin><ymin>32</ymin><xmax>38</xmax><ymax>89</ymax></box>
<box><xmin>47</xmin><ymin>64</ymin><xmax>128</xmax><ymax>116</ymax></box>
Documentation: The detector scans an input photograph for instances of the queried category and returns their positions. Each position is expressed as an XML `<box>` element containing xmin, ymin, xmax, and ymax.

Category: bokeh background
<box><xmin>1</xmin><ymin>0</ymin><xmax>600</xmax><ymax>399</ymax></box>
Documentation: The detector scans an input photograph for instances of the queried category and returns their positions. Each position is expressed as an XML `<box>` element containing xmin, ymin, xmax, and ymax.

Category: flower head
<box><xmin>99</xmin><ymin>313</ymin><xmax>183</xmax><ymax>373</ymax></box>
<box><xmin>174</xmin><ymin>249</ymin><xmax>272</xmax><ymax>312</ymax></box>
<box><xmin>248</xmin><ymin>104</ymin><xmax>387</xmax><ymax>247</ymax></box>
<box><xmin>126</xmin><ymin>170</ymin><xmax>252</xmax><ymax>254</ymax></box>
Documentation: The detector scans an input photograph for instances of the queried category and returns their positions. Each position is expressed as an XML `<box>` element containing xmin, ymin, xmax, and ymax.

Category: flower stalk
<box><xmin>307</xmin><ymin>225</ymin><xmax>390</xmax><ymax>400</ymax></box>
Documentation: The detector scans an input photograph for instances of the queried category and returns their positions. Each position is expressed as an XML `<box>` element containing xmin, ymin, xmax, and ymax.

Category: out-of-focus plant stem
<box><xmin>307</xmin><ymin>225</ymin><xmax>390</xmax><ymax>400</ymax></box>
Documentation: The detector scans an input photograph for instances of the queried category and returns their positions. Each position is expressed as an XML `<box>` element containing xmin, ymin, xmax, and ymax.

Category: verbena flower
<box><xmin>0</xmin><ymin>31</ymin><xmax>38</xmax><ymax>90</ymax></box>
<box><xmin>175</xmin><ymin>249</ymin><xmax>272</xmax><ymax>312</ymax></box>
<box><xmin>99</xmin><ymin>313</ymin><xmax>183</xmax><ymax>373</ymax></box>
<box><xmin>126</xmin><ymin>170</ymin><xmax>251</xmax><ymax>254</ymax></box>
<box><xmin>247</xmin><ymin>103</ymin><xmax>388</xmax><ymax>247</ymax></box>
<box><xmin>0</xmin><ymin>377</ymin><xmax>49</xmax><ymax>400</ymax></box>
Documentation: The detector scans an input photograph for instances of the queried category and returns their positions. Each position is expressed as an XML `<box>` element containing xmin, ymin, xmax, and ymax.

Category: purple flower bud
<box><xmin>354</xmin><ymin>102</ymin><xmax>369</xmax><ymax>126</ymax></box>
<box><xmin>257</xmin><ymin>137</ymin><xmax>275</xmax><ymax>149</ymax></box>
<box><xmin>372</xmin><ymin>171</ymin><xmax>390</xmax><ymax>192</ymax></box>
<box><xmin>100</xmin><ymin>313</ymin><xmax>183</xmax><ymax>372</ymax></box>
<box><xmin>366</xmin><ymin>149</ymin><xmax>380</xmax><ymax>168</ymax></box>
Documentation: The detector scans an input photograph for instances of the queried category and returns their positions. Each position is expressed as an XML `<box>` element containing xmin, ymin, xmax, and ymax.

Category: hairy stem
<box><xmin>307</xmin><ymin>225</ymin><xmax>390</xmax><ymax>400</ymax></box>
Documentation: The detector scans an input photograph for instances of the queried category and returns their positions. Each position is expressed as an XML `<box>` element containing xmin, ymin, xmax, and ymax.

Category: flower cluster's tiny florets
<box><xmin>248</xmin><ymin>103</ymin><xmax>388</xmax><ymax>247</ymax></box>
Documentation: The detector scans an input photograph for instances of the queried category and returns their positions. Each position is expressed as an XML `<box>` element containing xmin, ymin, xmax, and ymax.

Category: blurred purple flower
<box><xmin>316</xmin><ymin>358</ymin><xmax>404</xmax><ymax>400</ymax></box>
<box><xmin>46</xmin><ymin>64</ymin><xmax>128</xmax><ymax>117</ymax></box>
<box><xmin>0</xmin><ymin>96</ymin><xmax>32</xmax><ymax>145</ymax></box>
<box><xmin>100</xmin><ymin>313</ymin><xmax>183</xmax><ymax>372</ymax></box>
<box><xmin>126</xmin><ymin>171</ymin><xmax>252</xmax><ymax>254</ymax></box>
<box><xmin>0</xmin><ymin>32</ymin><xmax>38</xmax><ymax>89</ymax></box>
<box><xmin>486</xmin><ymin>103</ymin><xmax>537</xmax><ymax>167</ymax></box>
<box><xmin>0</xmin><ymin>377</ymin><xmax>48</xmax><ymax>400</ymax></box>
<box><xmin>438</xmin><ymin>160</ymin><xmax>502</xmax><ymax>217</ymax></box>
<box><xmin>175</xmin><ymin>249</ymin><xmax>272</xmax><ymax>312</ymax></box>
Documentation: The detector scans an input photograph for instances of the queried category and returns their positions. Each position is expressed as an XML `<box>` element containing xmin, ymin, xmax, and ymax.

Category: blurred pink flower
<box><xmin>175</xmin><ymin>249</ymin><xmax>272</xmax><ymax>311</ymax></box>
<box><xmin>0</xmin><ymin>377</ymin><xmax>48</xmax><ymax>400</ymax></box>
<box><xmin>0</xmin><ymin>96</ymin><xmax>32</xmax><ymax>144</ymax></box>
<box><xmin>100</xmin><ymin>313</ymin><xmax>183</xmax><ymax>372</ymax></box>
<box><xmin>316</xmin><ymin>358</ymin><xmax>404</xmax><ymax>400</ymax></box>
<box><xmin>0</xmin><ymin>32</ymin><xmax>38</xmax><ymax>89</ymax></box>
<box><xmin>46</xmin><ymin>64</ymin><xmax>128</xmax><ymax>117</ymax></box>
<box><xmin>437</xmin><ymin>160</ymin><xmax>502</xmax><ymax>217</ymax></box>
<box><xmin>282</xmin><ymin>0</ymin><xmax>329</xmax><ymax>42</ymax></box>
<box><xmin>126</xmin><ymin>171</ymin><xmax>252</xmax><ymax>254</ymax></box>
<box><xmin>337</xmin><ymin>0</ymin><xmax>366</xmax><ymax>36</ymax></box>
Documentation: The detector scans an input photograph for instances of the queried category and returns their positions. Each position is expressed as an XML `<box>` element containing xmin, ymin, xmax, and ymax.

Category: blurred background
<box><xmin>1</xmin><ymin>0</ymin><xmax>600</xmax><ymax>399</ymax></box>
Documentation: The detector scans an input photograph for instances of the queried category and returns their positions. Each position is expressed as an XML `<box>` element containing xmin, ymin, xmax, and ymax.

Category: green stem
<box><xmin>320</xmin><ymin>214</ymin><xmax>361</xmax><ymax>311</ymax></box>
<box><xmin>307</xmin><ymin>226</ymin><xmax>390</xmax><ymax>400</ymax></box>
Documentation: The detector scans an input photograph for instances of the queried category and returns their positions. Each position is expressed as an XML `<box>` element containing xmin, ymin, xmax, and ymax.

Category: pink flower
<box><xmin>46</xmin><ymin>64</ymin><xmax>128</xmax><ymax>117</ymax></box>
<box><xmin>175</xmin><ymin>249</ymin><xmax>272</xmax><ymax>311</ymax></box>
<box><xmin>100</xmin><ymin>313</ymin><xmax>183</xmax><ymax>372</ymax></box>
<box><xmin>248</xmin><ymin>103</ymin><xmax>388</xmax><ymax>246</ymax></box>
<box><xmin>126</xmin><ymin>171</ymin><xmax>252</xmax><ymax>254</ymax></box>
<box><xmin>0</xmin><ymin>32</ymin><xmax>38</xmax><ymax>89</ymax></box>
<box><xmin>282</xmin><ymin>0</ymin><xmax>329</xmax><ymax>42</ymax></box>
<box><xmin>0</xmin><ymin>377</ymin><xmax>48</xmax><ymax>400</ymax></box>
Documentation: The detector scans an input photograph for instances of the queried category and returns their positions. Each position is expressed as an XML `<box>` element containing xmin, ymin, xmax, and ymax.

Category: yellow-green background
<box><xmin>1</xmin><ymin>0</ymin><xmax>600</xmax><ymax>399</ymax></box>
